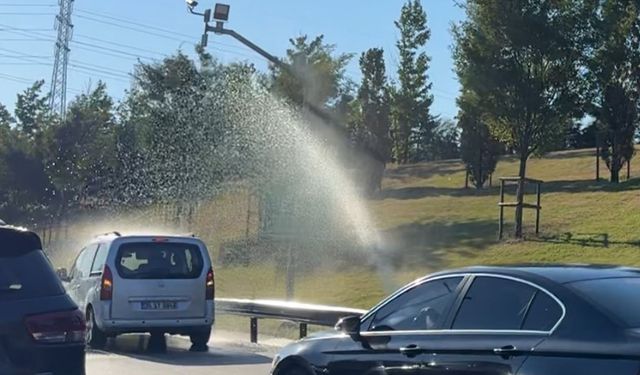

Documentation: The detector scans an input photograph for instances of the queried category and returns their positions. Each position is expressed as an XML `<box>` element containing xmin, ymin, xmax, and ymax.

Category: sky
<box><xmin>0</xmin><ymin>0</ymin><xmax>464</xmax><ymax>119</ymax></box>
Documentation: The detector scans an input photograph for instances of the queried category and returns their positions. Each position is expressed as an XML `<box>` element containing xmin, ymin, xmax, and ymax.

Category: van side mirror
<box><xmin>335</xmin><ymin>315</ymin><xmax>361</xmax><ymax>338</ymax></box>
<box><xmin>56</xmin><ymin>267</ymin><xmax>70</xmax><ymax>282</ymax></box>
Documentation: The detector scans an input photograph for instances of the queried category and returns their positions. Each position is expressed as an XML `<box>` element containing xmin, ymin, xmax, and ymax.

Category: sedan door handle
<box><xmin>399</xmin><ymin>344</ymin><xmax>422</xmax><ymax>358</ymax></box>
<box><xmin>493</xmin><ymin>345</ymin><xmax>518</xmax><ymax>357</ymax></box>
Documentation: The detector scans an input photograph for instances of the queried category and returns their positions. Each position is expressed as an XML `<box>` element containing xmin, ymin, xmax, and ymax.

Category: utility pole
<box><xmin>49</xmin><ymin>0</ymin><xmax>74</xmax><ymax>119</ymax></box>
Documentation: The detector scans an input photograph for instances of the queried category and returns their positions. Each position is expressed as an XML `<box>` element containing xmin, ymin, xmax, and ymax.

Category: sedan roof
<box><xmin>441</xmin><ymin>264</ymin><xmax>640</xmax><ymax>284</ymax></box>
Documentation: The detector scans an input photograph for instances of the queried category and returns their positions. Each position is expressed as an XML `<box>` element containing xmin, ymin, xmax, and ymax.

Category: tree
<box><xmin>565</xmin><ymin>121</ymin><xmax>597</xmax><ymax>150</ymax></box>
<box><xmin>14</xmin><ymin>80</ymin><xmax>52</xmax><ymax>145</ymax></box>
<box><xmin>270</xmin><ymin>35</ymin><xmax>352</xmax><ymax>112</ymax></box>
<box><xmin>454</xmin><ymin>0</ymin><xmax>586</xmax><ymax>237</ymax></box>
<box><xmin>1</xmin><ymin>85</ymin><xmax>55</xmax><ymax>224</ymax></box>
<box><xmin>458</xmin><ymin>94</ymin><xmax>501</xmax><ymax>189</ymax></box>
<box><xmin>46</xmin><ymin>82</ymin><xmax>117</xmax><ymax>209</ymax></box>
<box><xmin>588</xmin><ymin>1</ymin><xmax>640</xmax><ymax>183</ymax></box>
<box><xmin>349</xmin><ymin>48</ymin><xmax>392</xmax><ymax>195</ymax></box>
<box><xmin>393</xmin><ymin>0</ymin><xmax>434</xmax><ymax>164</ymax></box>
<box><xmin>430</xmin><ymin>119</ymin><xmax>460</xmax><ymax>160</ymax></box>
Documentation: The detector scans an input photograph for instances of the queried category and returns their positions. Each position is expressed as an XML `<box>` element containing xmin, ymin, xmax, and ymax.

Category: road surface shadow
<box><xmin>87</xmin><ymin>334</ymin><xmax>272</xmax><ymax>366</ymax></box>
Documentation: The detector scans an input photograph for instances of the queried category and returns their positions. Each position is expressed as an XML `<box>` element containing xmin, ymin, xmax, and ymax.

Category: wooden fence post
<box><xmin>498</xmin><ymin>179</ymin><xmax>505</xmax><ymax>240</ymax></box>
<box><xmin>596</xmin><ymin>146</ymin><xmax>600</xmax><ymax>181</ymax></box>
<box><xmin>535</xmin><ymin>182</ymin><xmax>541</xmax><ymax>235</ymax></box>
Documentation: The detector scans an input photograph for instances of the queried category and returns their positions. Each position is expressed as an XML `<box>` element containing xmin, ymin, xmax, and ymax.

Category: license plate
<box><xmin>141</xmin><ymin>301</ymin><xmax>177</xmax><ymax>310</ymax></box>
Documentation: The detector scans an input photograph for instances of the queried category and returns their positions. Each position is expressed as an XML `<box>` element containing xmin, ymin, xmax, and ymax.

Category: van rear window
<box><xmin>115</xmin><ymin>242</ymin><xmax>204</xmax><ymax>279</ymax></box>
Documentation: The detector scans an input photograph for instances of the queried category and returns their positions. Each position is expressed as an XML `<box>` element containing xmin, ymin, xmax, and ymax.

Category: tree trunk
<box><xmin>611</xmin><ymin>145</ymin><xmax>620</xmax><ymax>183</ymax></box>
<box><xmin>514</xmin><ymin>155</ymin><xmax>527</xmax><ymax>239</ymax></box>
<box><xmin>627</xmin><ymin>160</ymin><xmax>631</xmax><ymax>180</ymax></box>
<box><xmin>611</xmin><ymin>167</ymin><xmax>620</xmax><ymax>183</ymax></box>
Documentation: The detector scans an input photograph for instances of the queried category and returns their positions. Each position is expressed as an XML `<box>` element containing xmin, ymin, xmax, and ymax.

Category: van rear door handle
<box><xmin>399</xmin><ymin>344</ymin><xmax>422</xmax><ymax>358</ymax></box>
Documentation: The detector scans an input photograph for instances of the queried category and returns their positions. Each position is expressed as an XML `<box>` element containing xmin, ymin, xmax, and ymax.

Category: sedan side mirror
<box><xmin>56</xmin><ymin>267</ymin><xmax>70</xmax><ymax>282</ymax></box>
<box><xmin>335</xmin><ymin>315</ymin><xmax>361</xmax><ymax>338</ymax></box>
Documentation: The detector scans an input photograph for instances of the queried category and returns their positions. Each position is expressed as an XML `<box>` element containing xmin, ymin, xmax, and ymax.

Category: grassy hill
<box><xmin>217</xmin><ymin>147</ymin><xmax>640</xmax><ymax>312</ymax></box>
<box><xmin>42</xmin><ymin>147</ymin><xmax>640</xmax><ymax>335</ymax></box>
<box><xmin>371</xmin><ymin>148</ymin><xmax>640</xmax><ymax>271</ymax></box>
<box><xmin>44</xmin><ymin>147</ymin><xmax>640</xmax><ymax>314</ymax></box>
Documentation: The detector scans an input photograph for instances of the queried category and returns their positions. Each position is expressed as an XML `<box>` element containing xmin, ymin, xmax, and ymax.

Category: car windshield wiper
<box><xmin>0</xmin><ymin>284</ymin><xmax>22</xmax><ymax>293</ymax></box>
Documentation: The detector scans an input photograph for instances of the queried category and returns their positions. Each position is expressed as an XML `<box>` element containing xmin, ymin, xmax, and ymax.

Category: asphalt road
<box><xmin>86</xmin><ymin>332</ymin><xmax>278</xmax><ymax>375</ymax></box>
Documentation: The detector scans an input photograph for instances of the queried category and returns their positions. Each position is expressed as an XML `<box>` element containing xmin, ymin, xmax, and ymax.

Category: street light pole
<box><xmin>186</xmin><ymin>2</ymin><xmax>382</xmax><ymax>163</ymax></box>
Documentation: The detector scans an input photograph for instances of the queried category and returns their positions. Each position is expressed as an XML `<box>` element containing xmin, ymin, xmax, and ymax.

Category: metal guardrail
<box><xmin>215</xmin><ymin>298</ymin><xmax>367</xmax><ymax>343</ymax></box>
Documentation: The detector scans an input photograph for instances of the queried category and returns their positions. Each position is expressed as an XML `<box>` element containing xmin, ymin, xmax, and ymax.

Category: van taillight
<box><xmin>100</xmin><ymin>265</ymin><xmax>113</xmax><ymax>301</ymax></box>
<box><xmin>206</xmin><ymin>267</ymin><xmax>214</xmax><ymax>300</ymax></box>
<box><xmin>25</xmin><ymin>309</ymin><xmax>86</xmax><ymax>344</ymax></box>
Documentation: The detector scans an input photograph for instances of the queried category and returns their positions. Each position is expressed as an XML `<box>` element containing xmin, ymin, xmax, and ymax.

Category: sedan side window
<box><xmin>521</xmin><ymin>291</ymin><xmax>563</xmax><ymax>331</ymax></box>
<box><xmin>370</xmin><ymin>277</ymin><xmax>463</xmax><ymax>331</ymax></box>
<box><xmin>452</xmin><ymin>276</ymin><xmax>536</xmax><ymax>330</ymax></box>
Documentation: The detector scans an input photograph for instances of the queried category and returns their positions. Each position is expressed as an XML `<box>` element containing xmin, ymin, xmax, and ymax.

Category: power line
<box><xmin>75</xmin><ymin>14</ymin><xmax>187</xmax><ymax>43</ymax></box>
<box><xmin>0</xmin><ymin>48</ymin><xmax>132</xmax><ymax>79</ymax></box>
<box><xmin>74</xmin><ymin>9</ymin><xmax>260</xmax><ymax>60</ymax></box>
<box><xmin>0</xmin><ymin>12</ymin><xmax>54</xmax><ymax>15</ymax></box>
<box><xmin>75</xmin><ymin>8</ymin><xmax>254</xmax><ymax>54</ymax></box>
<box><xmin>71</xmin><ymin>40</ymin><xmax>159</xmax><ymax>61</ymax></box>
<box><xmin>0</xmin><ymin>62</ymin><xmax>50</xmax><ymax>65</ymax></box>
<box><xmin>0</xmin><ymin>38</ymin><xmax>52</xmax><ymax>41</ymax></box>
<box><xmin>69</xmin><ymin>63</ymin><xmax>130</xmax><ymax>80</ymax></box>
<box><xmin>74</xmin><ymin>34</ymin><xmax>166</xmax><ymax>57</ymax></box>
<box><xmin>69</xmin><ymin>67</ymin><xmax>130</xmax><ymax>84</ymax></box>
<box><xmin>0</xmin><ymin>52</ymin><xmax>49</xmax><ymax>59</ymax></box>
<box><xmin>0</xmin><ymin>3</ymin><xmax>56</xmax><ymax>6</ymax></box>
<box><xmin>0</xmin><ymin>72</ymin><xmax>33</xmax><ymax>83</ymax></box>
<box><xmin>0</xmin><ymin>46</ymin><xmax>47</xmax><ymax>59</ymax></box>
<box><xmin>76</xmin><ymin>8</ymin><xmax>193</xmax><ymax>40</ymax></box>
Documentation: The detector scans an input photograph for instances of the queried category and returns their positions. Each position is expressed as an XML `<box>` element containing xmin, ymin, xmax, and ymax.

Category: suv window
<box><xmin>370</xmin><ymin>277</ymin><xmax>463</xmax><ymax>331</ymax></box>
<box><xmin>90</xmin><ymin>244</ymin><xmax>108</xmax><ymax>274</ymax></box>
<box><xmin>0</xmin><ymin>250</ymin><xmax>65</xmax><ymax>301</ymax></box>
<box><xmin>453</xmin><ymin>276</ymin><xmax>536</xmax><ymax>330</ymax></box>
<box><xmin>116</xmin><ymin>242</ymin><xmax>204</xmax><ymax>279</ymax></box>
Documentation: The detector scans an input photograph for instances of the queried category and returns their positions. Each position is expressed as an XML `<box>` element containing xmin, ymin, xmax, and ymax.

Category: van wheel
<box><xmin>86</xmin><ymin>307</ymin><xmax>107</xmax><ymax>349</ymax></box>
<box><xmin>189</xmin><ymin>327</ymin><xmax>211</xmax><ymax>352</ymax></box>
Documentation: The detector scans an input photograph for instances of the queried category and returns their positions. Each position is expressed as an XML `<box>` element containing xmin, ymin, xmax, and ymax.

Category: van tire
<box><xmin>86</xmin><ymin>307</ymin><xmax>107</xmax><ymax>349</ymax></box>
<box><xmin>189</xmin><ymin>327</ymin><xmax>211</xmax><ymax>352</ymax></box>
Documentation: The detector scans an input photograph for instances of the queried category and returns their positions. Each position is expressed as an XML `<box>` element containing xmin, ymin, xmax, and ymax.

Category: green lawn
<box><xmin>372</xmin><ymin>148</ymin><xmax>640</xmax><ymax>271</ymax></box>
<box><xmin>47</xmin><ymin>148</ymin><xmax>640</xmax><ymax>316</ymax></box>
<box><xmin>216</xmin><ymin>148</ymin><xmax>640</xmax><ymax>311</ymax></box>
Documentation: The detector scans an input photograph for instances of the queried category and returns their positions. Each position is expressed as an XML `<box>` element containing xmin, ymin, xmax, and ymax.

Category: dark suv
<box><xmin>0</xmin><ymin>224</ymin><xmax>86</xmax><ymax>375</ymax></box>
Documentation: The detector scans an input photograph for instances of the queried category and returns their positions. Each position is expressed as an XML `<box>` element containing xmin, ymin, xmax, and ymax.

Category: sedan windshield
<box><xmin>569</xmin><ymin>277</ymin><xmax>640</xmax><ymax>327</ymax></box>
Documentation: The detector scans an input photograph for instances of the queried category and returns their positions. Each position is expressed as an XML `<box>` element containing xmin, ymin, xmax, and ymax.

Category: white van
<box><xmin>60</xmin><ymin>232</ymin><xmax>214</xmax><ymax>351</ymax></box>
